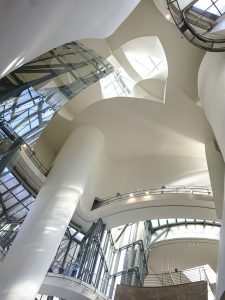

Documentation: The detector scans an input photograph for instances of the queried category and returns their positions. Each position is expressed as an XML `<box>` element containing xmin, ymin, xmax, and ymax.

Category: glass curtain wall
<box><xmin>49</xmin><ymin>219</ymin><xmax>150</xmax><ymax>299</ymax></box>
<box><xmin>0</xmin><ymin>214</ymin><xmax>220</xmax><ymax>299</ymax></box>
<box><xmin>0</xmin><ymin>42</ymin><xmax>114</xmax><ymax>251</ymax></box>
<box><xmin>0</xmin><ymin>41</ymin><xmax>113</xmax><ymax>145</ymax></box>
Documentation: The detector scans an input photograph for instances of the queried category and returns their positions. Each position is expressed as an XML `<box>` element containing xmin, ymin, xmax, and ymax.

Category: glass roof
<box><xmin>0</xmin><ymin>42</ymin><xmax>113</xmax><ymax>146</ymax></box>
<box><xmin>100</xmin><ymin>68</ymin><xmax>134</xmax><ymax>98</ymax></box>
<box><xmin>192</xmin><ymin>0</ymin><xmax>225</xmax><ymax>20</ymax></box>
<box><xmin>0</xmin><ymin>168</ymin><xmax>35</xmax><ymax>223</ymax></box>
<box><xmin>149</xmin><ymin>218</ymin><xmax>220</xmax><ymax>242</ymax></box>
<box><xmin>0</xmin><ymin>87</ymin><xmax>56</xmax><ymax>145</ymax></box>
<box><xmin>126</xmin><ymin>54</ymin><xmax>163</xmax><ymax>79</ymax></box>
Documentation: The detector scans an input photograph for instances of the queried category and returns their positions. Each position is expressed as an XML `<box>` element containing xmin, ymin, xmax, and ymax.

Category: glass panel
<box><xmin>4</xmin><ymin>178</ymin><xmax>19</xmax><ymax>189</ymax></box>
<box><xmin>69</xmin><ymin>227</ymin><xmax>77</xmax><ymax>236</ymax></box>
<box><xmin>159</xmin><ymin>219</ymin><xmax>167</xmax><ymax>226</ymax></box>
<box><xmin>167</xmin><ymin>218</ymin><xmax>176</xmax><ymax>224</ymax></box>
<box><xmin>194</xmin><ymin>0</ymin><xmax>213</xmax><ymax>11</ymax></box>
<box><xmin>192</xmin><ymin>0</ymin><xmax>225</xmax><ymax>20</ymax></box>
<box><xmin>186</xmin><ymin>219</ymin><xmax>194</xmax><ymax>222</ymax></box>
<box><xmin>177</xmin><ymin>218</ymin><xmax>185</xmax><ymax>223</ymax></box>
<box><xmin>76</xmin><ymin>232</ymin><xmax>84</xmax><ymax>241</ymax></box>
<box><xmin>216</xmin><ymin>0</ymin><xmax>225</xmax><ymax>14</ymax></box>
<box><xmin>151</xmin><ymin>220</ymin><xmax>159</xmax><ymax>228</ymax></box>
<box><xmin>0</xmin><ymin>42</ymin><xmax>113</xmax><ymax>146</ymax></box>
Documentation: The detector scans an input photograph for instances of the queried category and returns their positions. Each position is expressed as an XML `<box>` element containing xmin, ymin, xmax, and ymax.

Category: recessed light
<box><xmin>145</xmin><ymin>191</ymin><xmax>149</xmax><ymax>195</ymax></box>
<box><xmin>166</xmin><ymin>14</ymin><xmax>170</xmax><ymax>20</ymax></box>
<box><xmin>130</xmin><ymin>193</ymin><xmax>134</xmax><ymax>197</ymax></box>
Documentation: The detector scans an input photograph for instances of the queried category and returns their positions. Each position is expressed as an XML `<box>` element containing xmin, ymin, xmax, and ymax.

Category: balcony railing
<box><xmin>92</xmin><ymin>186</ymin><xmax>212</xmax><ymax>209</ymax></box>
<box><xmin>23</xmin><ymin>145</ymin><xmax>50</xmax><ymax>177</ymax></box>
<box><xmin>145</xmin><ymin>266</ymin><xmax>216</xmax><ymax>297</ymax></box>
<box><xmin>46</xmin><ymin>265</ymin><xmax>216</xmax><ymax>299</ymax></box>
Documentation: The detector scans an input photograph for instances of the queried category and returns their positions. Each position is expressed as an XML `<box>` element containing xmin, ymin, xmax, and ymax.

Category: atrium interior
<box><xmin>0</xmin><ymin>1</ymin><xmax>225</xmax><ymax>300</ymax></box>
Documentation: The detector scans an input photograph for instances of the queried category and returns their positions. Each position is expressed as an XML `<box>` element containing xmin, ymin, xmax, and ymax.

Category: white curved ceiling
<box><xmin>72</xmin><ymin>84</ymin><xmax>213</xmax><ymax>161</ymax></box>
<box><xmin>106</xmin><ymin>0</ymin><xmax>204</xmax><ymax>102</ymax></box>
<box><xmin>37</xmin><ymin>78</ymin><xmax>213</xmax><ymax>163</ymax></box>
<box><xmin>149</xmin><ymin>238</ymin><xmax>218</xmax><ymax>272</ymax></box>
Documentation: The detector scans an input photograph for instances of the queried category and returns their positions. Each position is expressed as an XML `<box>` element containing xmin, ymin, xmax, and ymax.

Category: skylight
<box><xmin>100</xmin><ymin>69</ymin><xmax>134</xmax><ymax>98</ymax></box>
<box><xmin>125</xmin><ymin>53</ymin><xmax>163</xmax><ymax>79</ymax></box>
<box><xmin>192</xmin><ymin>0</ymin><xmax>225</xmax><ymax>20</ymax></box>
<box><xmin>121</xmin><ymin>36</ymin><xmax>168</xmax><ymax>81</ymax></box>
<box><xmin>150</xmin><ymin>219</ymin><xmax>220</xmax><ymax>242</ymax></box>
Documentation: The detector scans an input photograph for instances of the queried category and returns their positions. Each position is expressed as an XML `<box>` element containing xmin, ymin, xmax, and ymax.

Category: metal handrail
<box><xmin>23</xmin><ymin>145</ymin><xmax>50</xmax><ymax>176</ymax></box>
<box><xmin>48</xmin><ymin>266</ymin><xmax>143</xmax><ymax>299</ymax></box>
<box><xmin>202</xmin><ymin>267</ymin><xmax>216</xmax><ymax>296</ymax></box>
<box><xmin>146</xmin><ymin>267</ymin><xmax>204</xmax><ymax>283</ymax></box>
<box><xmin>92</xmin><ymin>186</ymin><xmax>213</xmax><ymax>209</ymax></box>
<box><xmin>145</xmin><ymin>266</ymin><xmax>215</xmax><ymax>293</ymax></box>
<box><xmin>46</xmin><ymin>266</ymin><xmax>215</xmax><ymax>299</ymax></box>
<box><xmin>48</xmin><ymin>268</ymin><xmax>142</xmax><ymax>299</ymax></box>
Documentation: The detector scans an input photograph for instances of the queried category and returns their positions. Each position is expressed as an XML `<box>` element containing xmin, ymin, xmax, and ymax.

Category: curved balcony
<box><xmin>167</xmin><ymin>0</ymin><xmax>225</xmax><ymax>51</ymax></box>
<box><xmin>40</xmin><ymin>273</ymin><xmax>111</xmax><ymax>300</ymax></box>
<box><xmin>92</xmin><ymin>186</ymin><xmax>212</xmax><ymax>208</ymax></box>
<box><xmin>75</xmin><ymin>186</ymin><xmax>215</xmax><ymax>229</ymax></box>
<box><xmin>37</xmin><ymin>265</ymin><xmax>215</xmax><ymax>300</ymax></box>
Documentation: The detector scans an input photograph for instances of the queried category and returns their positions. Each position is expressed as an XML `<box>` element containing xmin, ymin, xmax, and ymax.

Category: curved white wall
<box><xmin>0</xmin><ymin>0</ymin><xmax>140</xmax><ymax>77</ymax></box>
<box><xmin>74</xmin><ymin>142</ymin><xmax>213</xmax><ymax>230</ymax></box>
<box><xmin>199</xmin><ymin>53</ymin><xmax>225</xmax><ymax>160</ymax></box>
<box><xmin>107</xmin><ymin>0</ymin><xmax>204</xmax><ymax>102</ymax></box>
<box><xmin>95</xmin><ymin>155</ymin><xmax>210</xmax><ymax>199</ymax></box>
<box><xmin>75</xmin><ymin>135</ymin><xmax>210</xmax><ymax>213</ymax></box>
<box><xmin>149</xmin><ymin>238</ymin><xmax>218</xmax><ymax>273</ymax></box>
<box><xmin>198</xmin><ymin>52</ymin><xmax>225</xmax><ymax>300</ymax></box>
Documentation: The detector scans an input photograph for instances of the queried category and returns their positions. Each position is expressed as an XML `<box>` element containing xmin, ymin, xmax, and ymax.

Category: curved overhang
<box><xmin>106</xmin><ymin>0</ymin><xmax>204</xmax><ymax>102</ymax></box>
<box><xmin>33</xmin><ymin>76</ymin><xmax>213</xmax><ymax>233</ymax></box>
<box><xmin>0</xmin><ymin>0</ymin><xmax>140</xmax><ymax>77</ymax></box>
<box><xmin>74</xmin><ymin>193</ymin><xmax>216</xmax><ymax>231</ymax></box>
<box><xmin>36</xmin><ymin>80</ymin><xmax>213</xmax><ymax>162</ymax></box>
<box><xmin>108</xmin><ymin>36</ymin><xmax>168</xmax><ymax>103</ymax></box>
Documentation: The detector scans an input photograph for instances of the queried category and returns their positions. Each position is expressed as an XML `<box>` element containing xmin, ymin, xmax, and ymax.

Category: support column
<box><xmin>0</xmin><ymin>125</ymin><xmax>104</xmax><ymax>300</ymax></box>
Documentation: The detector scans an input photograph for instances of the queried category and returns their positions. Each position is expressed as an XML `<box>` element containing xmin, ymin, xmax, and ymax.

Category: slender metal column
<box><xmin>59</xmin><ymin>237</ymin><xmax>73</xmax><ymax>274</ymax></box>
